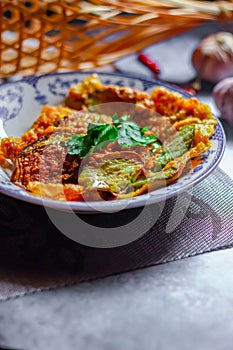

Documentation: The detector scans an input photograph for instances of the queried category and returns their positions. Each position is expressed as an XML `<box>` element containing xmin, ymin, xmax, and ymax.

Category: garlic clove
<box><xmin>192</xmin><ymin>32</ymin><xmax>233</xmax><ymax>83</ymax></box>
<box><xmin>213</xmin><ymin>77</ymin><xmax>233</xmax><ymax>124</ymax></box>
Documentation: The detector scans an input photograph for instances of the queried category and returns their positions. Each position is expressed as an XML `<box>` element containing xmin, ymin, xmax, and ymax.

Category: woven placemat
<box><xmin>0</xmin><ymin>167</ymin><xmax>232</xmax><ymax>301</ymax></box>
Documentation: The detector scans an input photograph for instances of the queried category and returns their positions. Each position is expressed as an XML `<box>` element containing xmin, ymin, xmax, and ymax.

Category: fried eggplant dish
<box><xmin>0</xmin><ymin>74</ymin><xmax>217</xmax><ymax>201</ymax></box>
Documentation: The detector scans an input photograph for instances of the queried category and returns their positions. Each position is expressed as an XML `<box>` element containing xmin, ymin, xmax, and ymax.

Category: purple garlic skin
<box><xmin>192</xmin><ymin>32</ymin><xmax>233</xmax><ymax>83</ymax></box>
<box><xmin>213</xmin><ymin>77</ymin><xmax>233</xmax><ymax>124</ymax></box>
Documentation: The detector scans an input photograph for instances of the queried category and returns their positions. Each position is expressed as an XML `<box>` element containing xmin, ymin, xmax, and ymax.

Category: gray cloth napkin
<box><xmin>0</xmin><ymin>167</ymin><xmax>232</xmax><ymax>301</ymax></box>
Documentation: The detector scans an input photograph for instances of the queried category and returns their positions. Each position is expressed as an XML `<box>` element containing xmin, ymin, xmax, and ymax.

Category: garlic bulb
<box><xmin>213</xmin><ymin>77</ymin><xmax>233</xmax><ymax>124</ymax></box>
<box><xmin>192</xmin><ymin>32</ymin><xmax>233</xmax><ymax>83</ymax></box>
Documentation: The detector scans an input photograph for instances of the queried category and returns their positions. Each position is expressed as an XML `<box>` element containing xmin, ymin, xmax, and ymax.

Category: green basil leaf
<box><xmin>66</xmin><ymin>134</ymin><xmax>84</xmax><ymax>155</ymax></box>
<box><xmin>96</xmin><ymin>124</ymin><xmax>118</xmax><ymax>144</ymax></box>
<box><xmin>66</xmin><ymin>114</ymin><xmax>158</xmax><ymax>158</ymax></box>
<box><xmin>112</xmin><ymin>113</ymin><xmax>119</xmax><ymax>125</ymax></box>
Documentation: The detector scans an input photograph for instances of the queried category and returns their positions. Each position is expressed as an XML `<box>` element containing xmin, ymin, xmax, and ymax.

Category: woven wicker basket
<box><xmin>0</xmin><ymin>0</ymin><xmax>232</xmax><ymax>78</ymax></box>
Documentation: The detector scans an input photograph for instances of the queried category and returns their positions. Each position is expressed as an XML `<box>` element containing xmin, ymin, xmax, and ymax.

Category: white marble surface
<box><xmin>1</xmin><ymin>248</ymin><xmax>233</xmax><ymax>350</ymax></box>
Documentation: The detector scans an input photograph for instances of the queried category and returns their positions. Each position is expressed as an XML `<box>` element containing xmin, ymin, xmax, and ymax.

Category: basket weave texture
<box><xmin>0</xmin><ymin>0</ymin><xmax>233</xmax><ymax>78</ymax></box>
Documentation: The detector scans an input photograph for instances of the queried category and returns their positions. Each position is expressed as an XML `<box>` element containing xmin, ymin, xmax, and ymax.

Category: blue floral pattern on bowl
<box><xmin>0</xmin><ymin>85</ymin><xmax>24</xmax><ymax>122</ymax></box>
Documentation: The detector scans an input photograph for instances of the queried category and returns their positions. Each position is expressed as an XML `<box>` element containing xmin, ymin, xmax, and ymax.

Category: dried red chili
<box><xmin>138</xmin><ymin>53</ymin><xmax>197</xmax><ymax>96</ymax></box>
<box><xmin>138</xmin><ymin>53</ymin><xmax>161</xmax><ymax>76</ymax></box>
